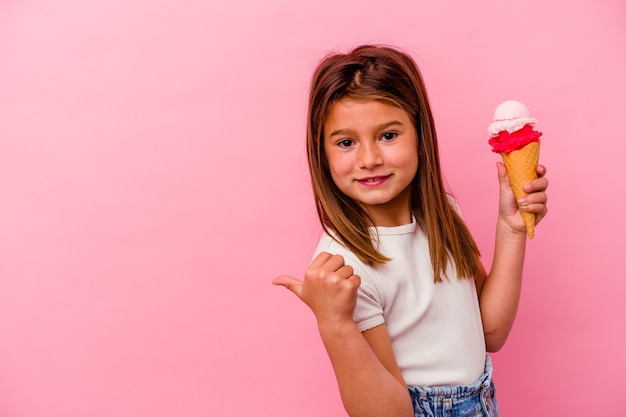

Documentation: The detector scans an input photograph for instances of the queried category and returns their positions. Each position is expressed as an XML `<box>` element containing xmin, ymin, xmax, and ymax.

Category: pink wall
<box><xmin>1</xmin><ymin>0</ymin><xmax>624</xmax><ymax>415</ymax></box>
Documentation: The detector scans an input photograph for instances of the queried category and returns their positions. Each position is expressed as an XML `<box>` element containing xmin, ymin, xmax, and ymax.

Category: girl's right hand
<box><xmin>273</xmin><ymin>252</ymin><xmax>361</xmax><ymax>326</ymax></box>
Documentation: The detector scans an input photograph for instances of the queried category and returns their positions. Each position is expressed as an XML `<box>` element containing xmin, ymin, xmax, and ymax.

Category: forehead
<box><xmin>324</xmin><ymin>99</ymin><xmax>411</xmax><ymax>131</ymax></box>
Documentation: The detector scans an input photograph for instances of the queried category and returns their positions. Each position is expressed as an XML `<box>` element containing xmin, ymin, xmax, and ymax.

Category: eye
<box><xmin>338</xmin><ymin>139</ymin><xmax>354</xmax><ymax>148</ymax></box>
<box><xmin>381</xmin><ymin>132</ymin><xmax>398</xmax><ymax>141</ymax></box>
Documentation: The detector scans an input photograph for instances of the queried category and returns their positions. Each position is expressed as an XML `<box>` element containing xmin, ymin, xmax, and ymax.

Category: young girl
<box><xmin>273</xmin><ymin>45</ymin><xmax>549</xmax><ymax>417</ymax></box>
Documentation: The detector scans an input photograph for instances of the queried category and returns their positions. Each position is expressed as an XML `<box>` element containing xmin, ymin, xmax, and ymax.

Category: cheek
<box><xmin>410</xmin><ymin>153</ymin><xmax>419</xmax><ymax>174</ymax></box>
<box><xmin>326</xmin><ymin>152</ymin><xmax>351</xmax><ymax>179</ymax></box>
<box><xmin>394</xmin><ymin>149</ymin><xmax>419</xmax><ymax>173</ymax></box>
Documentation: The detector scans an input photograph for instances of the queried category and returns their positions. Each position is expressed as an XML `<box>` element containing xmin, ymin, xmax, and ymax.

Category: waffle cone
<box><xmin>501</xmin><ymin>141</ymin><xmax>540</xmax><ymax>238</ymax></box>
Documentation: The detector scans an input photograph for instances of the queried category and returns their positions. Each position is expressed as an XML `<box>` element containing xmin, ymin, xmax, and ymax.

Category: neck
<box><xmin>364</xmin><ymin>205</ymin><xmax>412</xmax><ymax>227</ymax></box>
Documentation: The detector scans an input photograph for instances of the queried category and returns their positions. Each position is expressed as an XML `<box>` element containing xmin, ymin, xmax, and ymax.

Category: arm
<box><xmin>273</xmin><ymin>253</ymin><xmax>413</xmax><ymax>417</ymax></box>
<box><xmin>475</xmin><ymin>163</ymin><xmax>549</xmax><ymax>352</ymax></box>
<box><xmin>320</xmin><ymin>321</ymin><xmax>413</xmax><ymax>417</ymax></box>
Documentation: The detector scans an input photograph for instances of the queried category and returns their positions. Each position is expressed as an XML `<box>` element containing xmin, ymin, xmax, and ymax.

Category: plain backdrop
<box><xmin>1</xmin><ymin>0</ymin><xmax>625</xmax><ymax>416</ymax></box>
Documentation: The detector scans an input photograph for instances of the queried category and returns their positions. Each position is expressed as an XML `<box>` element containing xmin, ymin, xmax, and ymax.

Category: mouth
<box><xmin>356</xmin><ymin>175</ymin><xmax>391</xmax><ymax>186</ymax></box>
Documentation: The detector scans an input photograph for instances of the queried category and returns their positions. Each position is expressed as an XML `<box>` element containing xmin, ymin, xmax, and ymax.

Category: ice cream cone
<box><xmin>501</xmin><ymin>141</ymin><xmax>540</xmax><ymax>238</ymax></box>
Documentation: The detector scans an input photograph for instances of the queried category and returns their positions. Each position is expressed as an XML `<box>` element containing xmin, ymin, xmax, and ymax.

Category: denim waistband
<box><xmin>407</xmin><ymin>355</ymin><xmax>494</xmax><ymax>400</ymax></box>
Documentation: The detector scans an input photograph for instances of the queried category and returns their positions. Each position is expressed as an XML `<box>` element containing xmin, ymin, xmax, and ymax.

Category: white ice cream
<box><xmin>487</xmin><ymin>100</ymin><xmax>536</xmax><ymax>136</ymax></box>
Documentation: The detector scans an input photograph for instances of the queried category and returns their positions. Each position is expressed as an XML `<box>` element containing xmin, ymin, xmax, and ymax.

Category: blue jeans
<box><xmin>407</xmin><ymin>356</ymin><xmax>499</xmax><ymax>417</ymax></box>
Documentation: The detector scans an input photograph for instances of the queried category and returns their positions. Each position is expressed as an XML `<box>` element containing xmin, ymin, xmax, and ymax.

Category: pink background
<box><xmin>1</xmin><ymin>0</ymin><xmax>624</xmax><ymax>416</ymax></box>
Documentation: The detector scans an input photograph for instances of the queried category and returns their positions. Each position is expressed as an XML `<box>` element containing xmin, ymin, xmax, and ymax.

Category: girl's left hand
<box><xmin>497</xmin><ymin>162</ymin><xmax>549</xmax><ymax>234</ymax></box>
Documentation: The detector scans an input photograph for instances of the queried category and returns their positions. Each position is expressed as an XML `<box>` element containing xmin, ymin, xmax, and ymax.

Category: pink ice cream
<box><xmin>488</xmin><ymin>100</ymin><xmax>542</xmax><ymax>154</ymax></box>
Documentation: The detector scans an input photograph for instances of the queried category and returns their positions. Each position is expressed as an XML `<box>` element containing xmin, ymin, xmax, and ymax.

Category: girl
<box><xmin>273</xmin><ymin>45</ymin><xmax>548</xmax><ymax>417</ymax></box>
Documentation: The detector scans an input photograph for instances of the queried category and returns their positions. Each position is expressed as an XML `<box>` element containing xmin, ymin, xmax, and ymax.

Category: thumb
<box><xmin>272</xmin><ymin>275</ymin><xmax>303</xmax><ymax>297</ymax></box>
<box><xmin>496</xmin><ymin>161</ymin><xmax>508</xmax><ymax>183</ymax></box>
<box><xmin>496</xmin><ymin>161</ymin><xmax>512</xmax><ymax>193</ymax></box>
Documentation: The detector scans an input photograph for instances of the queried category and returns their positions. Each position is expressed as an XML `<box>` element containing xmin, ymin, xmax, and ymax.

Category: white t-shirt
<box><xmin>313</xmin><ymin>218</ymin><xmax>486</xmax><ymax>387</ymax></box>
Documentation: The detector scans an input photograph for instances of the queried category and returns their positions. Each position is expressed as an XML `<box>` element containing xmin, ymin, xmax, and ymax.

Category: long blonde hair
<box><xmin>307</xmin><ymin>45</ymin><xmax>480</xmax><ymax>282</ymax></box>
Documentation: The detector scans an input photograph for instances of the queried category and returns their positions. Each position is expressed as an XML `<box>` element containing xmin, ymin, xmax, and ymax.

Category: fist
<box><xmin>273</xmin><ymin>252</ymin><xmax>361</xmax><ymax>325</ymax></box>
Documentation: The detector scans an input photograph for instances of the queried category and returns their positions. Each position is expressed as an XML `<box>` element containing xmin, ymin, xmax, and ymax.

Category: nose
<box><xmin>358</xmin><ymin>142</ymin><xmax>383</xmax><ymax>169</ymax></box>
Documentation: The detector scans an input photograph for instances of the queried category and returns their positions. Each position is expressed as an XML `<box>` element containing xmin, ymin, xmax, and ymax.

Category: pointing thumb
<box><xmin>272</xmin><ymin>275</ymin><xmax>303</xmax><ymax>297</ymax></box>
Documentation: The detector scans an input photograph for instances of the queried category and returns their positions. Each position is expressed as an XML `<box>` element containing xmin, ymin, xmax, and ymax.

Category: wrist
<box><xmin>496</xmin><ymin>218</ymin><xmax>528</xmax><ymax>240</ymax></box>
<box><xmin>317</xmin><ymin>317</ymin><xmax>358</xmax><ymax>339</ymax></box>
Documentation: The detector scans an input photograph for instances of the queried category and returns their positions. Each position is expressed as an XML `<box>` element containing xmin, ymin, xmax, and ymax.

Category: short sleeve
<box><xmin>351</xmin><ymin>263</ymin><xmax>385</xmax><ymax>332</ymax></box>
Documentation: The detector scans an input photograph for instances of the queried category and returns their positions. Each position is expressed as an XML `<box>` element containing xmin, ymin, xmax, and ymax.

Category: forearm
<box><xmin>318</xmin><ymin>321</ymin><xmax>413</xmax><ymax>417</ymax></box>
<box><xmin>479</xmin><ymin>221</ymin><xmax>527</xmax><ymax>351</ymax></box>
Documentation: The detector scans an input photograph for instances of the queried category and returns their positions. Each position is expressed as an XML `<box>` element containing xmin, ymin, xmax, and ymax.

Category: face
<box><xmin>323</xmin><ymin>99</ymin><xmax>419</xmax><ymax>227</ymax></box>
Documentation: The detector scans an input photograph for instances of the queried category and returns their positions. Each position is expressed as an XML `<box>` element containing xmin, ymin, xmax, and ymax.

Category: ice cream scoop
<box><xmin>488</xmin><ymin>100</ymin><xmax>537</xmax><ymax>136</ymax></box>
<box><xmin>488</xmin><ymin>100</ymin><xmax>542</xmax><ymax>154</ymax></box>
<box><xmin>488</xmin><ymin>100</ymin><xmax>542</xmax><ymax>238</ymax></box>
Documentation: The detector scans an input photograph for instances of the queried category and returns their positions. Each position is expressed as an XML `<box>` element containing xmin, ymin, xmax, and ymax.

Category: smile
<box><xmin>356</xmin><ymin>175</ymin><xmax>391</xmax><ymax>186</ymax></box>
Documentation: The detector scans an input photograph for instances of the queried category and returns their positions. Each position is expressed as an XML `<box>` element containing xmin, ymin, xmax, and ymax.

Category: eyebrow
<box><xmin>329</xmin><ymin>120</ymin><xmax>404</xmax><ymax>137</ymax></box>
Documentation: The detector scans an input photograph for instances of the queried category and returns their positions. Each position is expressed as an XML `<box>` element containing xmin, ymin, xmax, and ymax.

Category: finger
<box><xmin>522</xmin><ymin>202</ymin><xmax>548</xmax><ymax>223</ymax></box>
<box><xmin>336</xmin><ymin>273</ymin><xmax>362</xmax><ymax>294</ymax></box>
<box><xmin>346</xmin><ymin>274</ymin><xmax>361</xmax><ymax>289</ymax></box>
<box><xmin>519</xmin><ymin>200</ymin><xmax>547</xmax><ymax>214</ymax></box>
<box><xmin>272</xmin><ymin>275</ymin><xmax>304</xmax><ymax>297</ymax></box>
<box><xmin>323</xmin><ymin>253</ymin><xmax>346</xmax><ymax>272</ymax></box>
<box><xmin>335</xmin><ymin>264</ymin><xmax>354</xmax><ymax>280</ymax></box>
<box><xmin>536</xmin><ymin>164</ymin><xmax>547</xmax><ymax>177</ymax></box>
<box><xmin>309</xmin><ymin>251</ymin><xmax>334</xmax><ymax>269</ymax></box>
<box><xmin>519</xmin><ymin>190</ymin><xmax>548</xmax><ymax>209</ymax></box>
<box><xmin>316</xmin><ymin>259</ymin><xmax>351</xmax><ymax>284</ymax></box>
<box><xmin>536</xmin><ymin>206</ymin><xmax>548</xmax><ymax>225</ymax></box>
<box><xmin>496</xmin><ymin>162</ymin><xmax>514</xmax><ymax>197</ymax></box>
<box><xmin>496</xmin><ymin>161</ymin><xmax>508</xmax><ymax>183</ymax></box>
<box><xmin>523</xmin><ymin>176</ymin><xmax>549</xmax><ymax>193</ymax></box>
